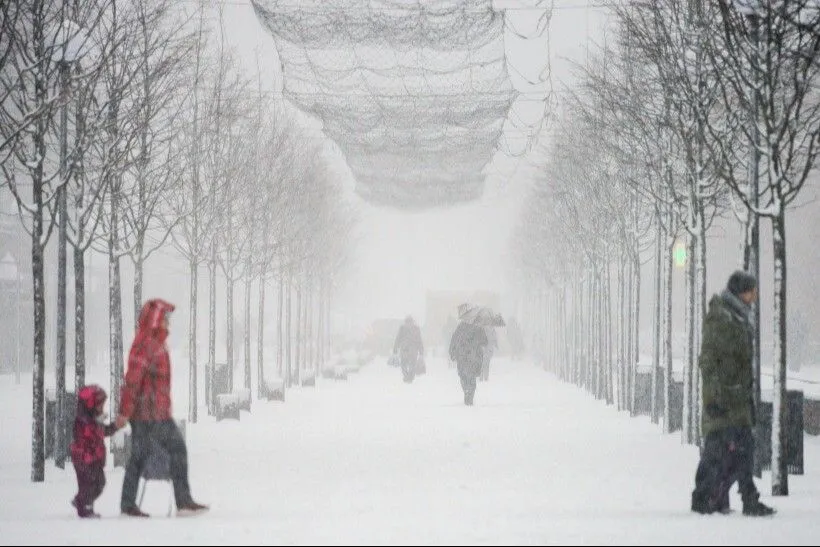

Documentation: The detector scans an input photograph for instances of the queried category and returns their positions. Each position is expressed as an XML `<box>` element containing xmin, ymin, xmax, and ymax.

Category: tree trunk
<box><xmin>651</xmin><ymin>226</ymin><xmax>663</xmax><ymax>424</ymax></box>
<box><xmin>683</xmin><ymin>233</ymin><xmax>696</xmax><ymax>444</ymax></box>
<box><xmin>286</xmin><ymin>270</ymin><xmax>293</xmax><ymax>386</ymax></box>
<box><xmin>244</xmin><ymin>273</ymin><xmax>252</xmax><ymax>393</ymax></box>
<box><xmin>694</xmin><ymin>210</ymin><xmax>706</xmax><ymax>444</ymax></box>
<box><xmin>188</xmin><ymin>257</ymin><xmax>198</xmax><ymax>423</ymax></box>
<box><xmin>316</xmin><ymin>279</ymin><xmax>323</xmax><ymax>374</ymax></box>
<box><xmin>31</xmin><ymin>175</ymin><xmax>46</xmax><ymax>483</ymax></box>
<box><xmin>133</xmin><ymin>247</ymin><xmax>144</xmax><ymax>329</ymax></box>
<box><xmin>294</xmin><ymin>280</ymin><xmax>304</xmax><ymax>385</ymax></box>
<box><xmin>771</xmin><ymin>212</ymin><xmax>788</xmax><ymax>496</ymax></box>
<box><xmin>277</xmin><ymin>272</ymin><xmax>284</xmax><ymax>380</ymax></box>
<box><xmin>574</xmin><ymin>277</ymin><xmax>581</xmax><ymax>387</ymax></box>
<box><xmin>630</xmin><ymin>251</ymin><xmax>641</xmax><ymax>417</ymax></box>
<box><xmin>617</xmin><ymin>255</ymin><xmax>625</xmax><ymax>410</ymax></box>
<box><xmin>226</xmin><ymin>277</ymin><xmax>234</xmax><ymax>393</ymax></box>
<box><xmin>606</xmin><ymin>261</ymin><xmax>614</xmax><ymax>405</ymax></box>
<box><xmin>74</xmin><ymin>248</ymin><xmax>86</xmax><ymax>392</ymax></box>
<box><xmin>257</xmin><ymin>272</ymin><xmax>266</xmax><ymax>398</ymax></box>
<box><xmin>208</xmin><ymin>242</ymin><xmax>217</xmax><ymax>414</ymax></box>
<box><xmin>663</xmin><ymin>234</ymin><xmax>674</xmax><ymax>434</ymax></box>
<box><xmin>560</xmin><ymin>286</ymin><xmax>568</xmax><ymax>383</ymax></box>
<box><xmin>307</xmin><ymin>282</ymin><xmax>314</xmax><ymax>377</ymax></box>
<box><xmin>108</xmin><ymin>187</ymin><xmax>124</xmax><ymax>421</ymax></box>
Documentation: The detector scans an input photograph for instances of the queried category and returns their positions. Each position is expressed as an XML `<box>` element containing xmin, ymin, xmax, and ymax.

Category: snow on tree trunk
<box><xmin>771</xmin><ymin>212</ymin><xmax>788</xmax><ymax>496</ymax></box>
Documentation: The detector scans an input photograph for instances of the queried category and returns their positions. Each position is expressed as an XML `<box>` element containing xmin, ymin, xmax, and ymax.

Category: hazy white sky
<box><xmin>206</xmin><ymin>0</ymin><xmax>610</xmax><ymax>326</ymax></box>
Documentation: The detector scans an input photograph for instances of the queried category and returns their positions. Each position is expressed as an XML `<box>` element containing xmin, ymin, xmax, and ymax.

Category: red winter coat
<box><xmin>70</xmin><ymin>385</ymin><xmax>116</xmax><ymax>467</ymax></box>
<box><xmin>119</xmin><ymin>299</ymin><xmax>176</xmax><ymax>422</ymax></box>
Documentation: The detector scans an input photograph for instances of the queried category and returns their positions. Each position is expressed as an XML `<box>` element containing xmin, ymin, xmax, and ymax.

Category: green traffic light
<box><xmin>674</xmin><ymin>244</ymin><xmax>687</xmax><ymax>267</ymax></box>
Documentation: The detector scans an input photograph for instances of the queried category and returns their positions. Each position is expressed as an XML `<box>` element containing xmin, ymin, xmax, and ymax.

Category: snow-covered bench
<box><xmin>234</xmin><ymin>388</ymin><xmax>251</xmax><ymax>412</ymax></box>
<box><xmin>260</xmin><ymin>378</ymin><xmax>285</xmax><ymax>402</ymax></box>
<box><xmin>301</xmin><ymin>371</ymin><xmax>316</xmax><ymax>387</ymax></box>
<box><xmin>215</xmin><ymin>393</ymin><xmax>240</xmax><ymax>422</ymax></box>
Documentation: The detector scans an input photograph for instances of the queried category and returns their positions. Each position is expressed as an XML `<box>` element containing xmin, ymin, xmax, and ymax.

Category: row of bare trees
<box><xmin>1</xmin><ymin>0</ymin><xmax>355</xmax><ymax>482</ymax></box>
<box><xmin>513</xmin><ymin>0</ymin><xmax>820</xmax><ymax>496</ymax></box>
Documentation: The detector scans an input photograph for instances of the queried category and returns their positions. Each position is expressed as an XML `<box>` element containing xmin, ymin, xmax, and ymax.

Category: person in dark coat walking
<box><xmin>115</xmin><ymin>299</ymin><xmax>208</xmax><ymax>517</ymax></box>
<box><xmin>393</xmin><ymin>316</ymin><xmax>425</xmax><ymax>383</ymax></box>
<box><xmin>506</xmin><ymin>316</ymin><xmax>525</xmax><ymax>360</ymax></box>
<box><xmin>449</xmin><ymin>319</ymin><xmax>488</xmax><ymax>405</ymax></box>
<box><xmin>479</xmin><ymin>326</ymin><xmax>498</xmax><ymax>382</ymax></box>
<box><xmin>69</xmin><ymin>384</ymin><xmax>121</xmax><ymax>518</ymax></box>
<box><xmin>690</xmin><ymin>271</ymin><xmax>775</xmax><ymax>517</ymax></box>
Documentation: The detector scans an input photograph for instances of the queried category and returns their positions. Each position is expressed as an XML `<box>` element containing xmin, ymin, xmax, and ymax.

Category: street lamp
<box><xmin>50</xmin><ymin>18</ymin><xmax>89</xmax><ymax>470</ymax></box>
<box><xmin>730</xmin><ymin>0</ymin><xmax>763</xmax><ymax>476</ymax></box>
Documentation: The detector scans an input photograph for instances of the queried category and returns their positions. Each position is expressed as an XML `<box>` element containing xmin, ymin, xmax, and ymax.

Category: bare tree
<box><xmin>708</xmin><ymin>0</ymin><xmax>820</xmax><ymax>495</ymax></box>
<box><xmin>0</xmin><ymin>0</ymin><xmax>111</xmax><ymax>481</ymax></box>
<box><xmin>120</xmin><ymin>0</ymin><xmax>194</xmax><ymax>328</ymax></box>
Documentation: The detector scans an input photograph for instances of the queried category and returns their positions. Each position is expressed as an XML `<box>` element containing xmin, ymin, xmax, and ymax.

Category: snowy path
<box><xmin>2</xmin><ymin>357</ymin><xmax>820</xmax><ymax>545</ymax></box>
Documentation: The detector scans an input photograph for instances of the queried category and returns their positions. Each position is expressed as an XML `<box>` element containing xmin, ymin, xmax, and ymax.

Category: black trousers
<box><xmin>121</xmin><ymin>420</ymin><xmax>193</xmax><ymax>510</ymax></box>
<box><xmin>693</xmin><ymin>426</ymin><xmax>759</xmax><ymax>509</ymax></box>
<box><xmin>401</xmin><ymin>352</ymin><xmax>417</xmax><ymax>383</ymax></box>
<box><xmin>73</xmin><ymin>461</ymin><xmax>105</xmax><ymax>512</ymax></box>
<box><xmin>459</xmin><ymin>373</ymin><xmax>477</xmax><ymax>403</ymax></box>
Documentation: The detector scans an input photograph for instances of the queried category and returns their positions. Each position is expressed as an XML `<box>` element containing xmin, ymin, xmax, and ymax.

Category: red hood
<box><xmin>77</xmin><ymin>384</ymin><xmax>106</xmax><ymax>418</ymax></box>
<box><xmin>137</xmin><ymin>298</ymin><xmax>175</xmax><ymax>342</ymax></box>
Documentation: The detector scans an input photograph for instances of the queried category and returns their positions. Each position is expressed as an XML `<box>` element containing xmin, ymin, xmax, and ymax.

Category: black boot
<box><xmin>691</xmin><ymin>491</ymin><xmax>714</xmax><ymax>515</ymax></box>
<box><xmin>743</xmin><ymin>500</ymin><xmax>776</xmax><ymax>516</ymax></box>
<box><xmin>713</xmin><ymin>489</ymin><xmax>731</xmax><ymax>514</ymax></box>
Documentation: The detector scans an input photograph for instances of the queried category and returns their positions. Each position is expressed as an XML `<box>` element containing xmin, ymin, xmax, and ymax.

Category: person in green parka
<box><xmin>691</xmin><ymin>270</ymin><xmax>775</xmax><ymax>517</ymax></box>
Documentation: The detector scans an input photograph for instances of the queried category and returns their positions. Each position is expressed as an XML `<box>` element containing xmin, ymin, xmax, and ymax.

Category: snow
<box><xmin>2</xmin><ymin>356</ymin><xmax>820</xmax><ymax>545</ymax></box>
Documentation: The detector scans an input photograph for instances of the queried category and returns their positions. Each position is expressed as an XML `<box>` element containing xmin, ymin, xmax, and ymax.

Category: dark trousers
<box><xmin>121</xmin><ymin>420</ymin><xmax>193</xmax><ymax>510</ymax></box>
<box><xmin>73</xmin><ymin>461</ymin><xmax>105</xmax><ymax>513</ymax></box>
<box><xmin>401</xmin><ymin>353</ymin><xmax>417</xmax><ymax>383</ymax></box>
<box><xmin>459</xmin><ymin>373</ymin><xmax>477</xmax><ymax>404</ymax></box>
<box><xmin>693</xmin><ymin>426</ymin><xmax>759</xmax><ymax>510</ymax></box>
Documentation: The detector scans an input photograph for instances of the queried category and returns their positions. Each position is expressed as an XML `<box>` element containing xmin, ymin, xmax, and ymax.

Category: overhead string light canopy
<box><xmin>252</xmin><ymin>0</ymin><xmax>551</xmax><ymax>209</ymax></box>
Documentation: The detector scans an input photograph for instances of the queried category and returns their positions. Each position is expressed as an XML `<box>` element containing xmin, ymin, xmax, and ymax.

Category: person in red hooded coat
<box><xmin>115</xmin><ymin>298</ymin><xmax>208</xmax><ymax>517</ymax></box>
<box><xmin>70</xmin><ymin>384</ymin><xmax>121</xmax><ymax>518</ymax></box>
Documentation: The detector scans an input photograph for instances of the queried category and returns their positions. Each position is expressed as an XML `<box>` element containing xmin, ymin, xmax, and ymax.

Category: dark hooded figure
<box><xmin>69</xmin><ymin>384</ymin><xmax>120</xmax><ymax>518</ymax></box>
<box><xmin>393</xmin><ymin>316</ymin><xmax>425</xmax><ymax>383</ymax></box>
<box><xmin>449</xmin><ymin>320</ymin><xmax>488</xmax><ymax>405</ymax></box>
<box><xmin>116</xmin><ymin>298</ymin><xmax>208</xmax><ymax>517</ymax></box>
<box><xmin>691</xmin><ymin>271</ymin><xmax>775</xmax><ymax>517</ymax></box>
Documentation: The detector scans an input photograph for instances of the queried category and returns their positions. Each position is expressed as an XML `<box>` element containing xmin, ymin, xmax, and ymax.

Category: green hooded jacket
<box><xmin>699</xmin><ymin>290</ymin><xmax>755</xmax><ymax>437</ymax></box>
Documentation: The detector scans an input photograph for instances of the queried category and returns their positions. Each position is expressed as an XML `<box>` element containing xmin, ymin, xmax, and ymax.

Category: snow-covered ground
<box><xmin>2</xmin><ymin>356</ymin><xmax>820</xmax><ymax>545</ymax></box>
